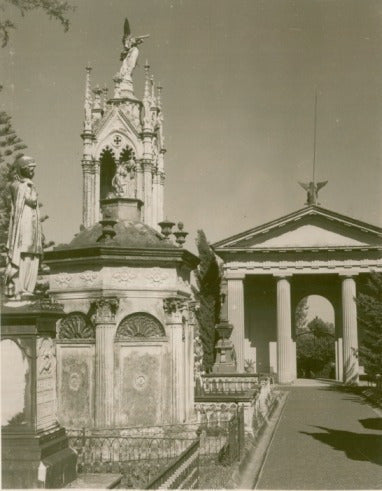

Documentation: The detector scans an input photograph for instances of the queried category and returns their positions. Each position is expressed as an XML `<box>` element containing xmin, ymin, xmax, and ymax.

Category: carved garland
<box><xmin>116</xmin><ymin>313</ymin><xmax>165</xmax><ymax>340</ymax></box>
<box><xmin>58</xmin><ymin>312</ymin><xmax>95</xmax><ymax>339</ymax></box>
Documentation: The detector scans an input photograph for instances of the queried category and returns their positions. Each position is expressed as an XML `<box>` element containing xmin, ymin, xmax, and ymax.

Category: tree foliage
<box><xmin>192</xmin><ymin>230</ymin><xmax>221</xmax><ymax>373</ymax></box>
<box><xmin>357</xmin><ymin>273</ymin><xmax>382</xmax><ymax>378</ymax></box>
<box><xmin>0</xmin><ymin>0</ymin><xmax>74</xmax><ymax>47</ymax></box>
<box><xmin>295</xmin><ymin>297</ymin><xmax>308</xmax><ymax>331</ymax></box>
<box><xmin>296</xmin><ymin>316</ymin><xmax>335</xmax><ymax>378</ymax></box>
<box><xmin>0</xmin><ymin>110</ymin><xmax>26</xmax><ymax>246</ymax></box>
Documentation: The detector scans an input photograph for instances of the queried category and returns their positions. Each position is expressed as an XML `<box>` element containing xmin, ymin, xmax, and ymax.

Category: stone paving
<box><xmin>256</xmin><ymin>382</ymin><xmax>382</xmax><ymax>489</ymax></box>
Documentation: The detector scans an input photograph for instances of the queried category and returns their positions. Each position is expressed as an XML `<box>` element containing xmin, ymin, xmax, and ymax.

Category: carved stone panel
<box><xmin>57</xmin><ymin>345</ymin><xmax>95</xmax><ymax>428</ymax></box>
<box><xmin>116</xmin><ymin>313</ymin><xmax>165</xmax><ymax>340</ymax></box>
<box><xmin>59</xmin><ymin>312</ymin><xmax>95</xmax><ymax>339</ymax></box>
<box><xmin>118</xmin><ymin>348</ymin><xmax>162</xmax><ymax>426</ymax></box>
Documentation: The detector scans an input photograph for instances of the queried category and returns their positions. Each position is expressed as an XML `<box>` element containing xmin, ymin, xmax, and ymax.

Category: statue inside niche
<box><xmin>111</xmin><ymin>154</ymin><xmax>137</xmax><ymax>198</ymax></box>
<box><xmin>5</xmin><ymin>156</ymin><xmax>43</xmax><ymax>299</ymax></box>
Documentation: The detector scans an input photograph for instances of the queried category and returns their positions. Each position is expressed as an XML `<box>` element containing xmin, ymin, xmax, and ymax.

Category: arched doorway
<box><xmin>99</xmin><ymin>147</ymin><xmax>116</xmax><ymax>199</ymax></box>
<box><xmin>294</xmin><ymin>295</ymin><xmax>335</xmax><ymax>380</ymax></box>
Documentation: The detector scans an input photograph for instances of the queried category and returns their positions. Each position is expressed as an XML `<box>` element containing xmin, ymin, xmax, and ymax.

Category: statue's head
<box><xmin>15</xmin><ymin>156</ymin><xmax>36</xmax><ymax>179</ymax></box>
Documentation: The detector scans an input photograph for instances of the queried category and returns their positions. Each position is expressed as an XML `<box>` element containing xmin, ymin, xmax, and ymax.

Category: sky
<box><xmin>2</xmin><ymin>0</ymin><xmax>382</xmax><ymax>276</ymax></box>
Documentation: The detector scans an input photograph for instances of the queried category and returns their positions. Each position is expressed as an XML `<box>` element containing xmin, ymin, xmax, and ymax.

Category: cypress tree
<box><xmin>192</xmin><ymin>230</ymin><xmax>221</xmax><ymax>373</ymax></box>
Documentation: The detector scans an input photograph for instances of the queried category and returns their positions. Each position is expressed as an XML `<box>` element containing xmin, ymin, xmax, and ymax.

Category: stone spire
<box><xmin>83</xmin><ymin>64</ymin><xmax>93</xmax><ymax>133</ymax></box>
<box><xmin>80</xmin><ymin>21</ymin><xmax>165</xmax><ymax>230</ymax></box>
<box><xmin>92</xmin><ymin>85</ymin><xmax>103</xmax><ymax>121</ymax></box>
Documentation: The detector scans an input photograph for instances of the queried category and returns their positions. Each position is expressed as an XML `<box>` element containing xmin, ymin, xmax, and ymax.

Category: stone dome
<box><xmin>55</xmin><ymin>220</ymin><xmax>177</xmax><ymax>251</ymax></box>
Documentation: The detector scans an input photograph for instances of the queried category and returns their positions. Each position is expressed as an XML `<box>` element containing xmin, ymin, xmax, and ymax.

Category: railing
<box><xmin>67</xmin><ymin>428</ymin><xmax>198</xmax><ymax>489</ymax></box>
<box><xmin>196</xmin><ymin>373</ymin><xmax>261</xmax><ymax>396</ymax></box>
<box><xmin>146</xmin><ymin>439</ymin><xmax>200</xmax><ymax>489</ymax></box>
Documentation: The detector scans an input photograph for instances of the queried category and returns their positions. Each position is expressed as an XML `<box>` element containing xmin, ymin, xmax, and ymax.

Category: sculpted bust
<box><xmin>5</xmin><ymin>156</ymin><xmax>43</xmax><ymax>299</ymax></box>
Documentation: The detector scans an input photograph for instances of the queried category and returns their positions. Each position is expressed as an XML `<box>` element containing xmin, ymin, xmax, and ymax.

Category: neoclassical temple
<box><xmin>214</xmin><ymin>203</ymin><xmax>382</xmax><ymax>384</ymax></box>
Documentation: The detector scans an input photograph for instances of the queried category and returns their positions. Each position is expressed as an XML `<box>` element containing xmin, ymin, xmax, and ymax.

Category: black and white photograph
<box><xmin>1</xmin><ymin>0</ymin><xmax>382</xmax><ymax>489</ymax></box>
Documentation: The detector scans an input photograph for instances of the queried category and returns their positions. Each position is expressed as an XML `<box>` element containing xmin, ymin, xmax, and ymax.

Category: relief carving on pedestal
<box><xmin>79</xmin><ymin>271</ymin><xmax>98</xmax><ymax>286</ymax></box>
<box><xmin>112</xmin><ymin>268</ymin><xmax>137</xmax><ymax>284</ymax></box>
<box><xmin>37</xmin><ymin>337</ymin><xmax>56</xmax><ymax>376</ymax></box>
<box><xmin>53</xmin><ymin>272</ymin><xmax>73</xmax><ymax>288</ymax></box>
<box><xmin>145</xmin><ymin>267</ymin><xmax>169</xmax><ymax>286</ymax></box>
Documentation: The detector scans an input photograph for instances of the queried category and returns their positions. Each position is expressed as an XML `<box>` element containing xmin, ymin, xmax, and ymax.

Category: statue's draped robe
<box><xmin>6</xmin><ymin>178</ymin><xmax>43</xmax><ymax>294</ymax></box>
<box><xmin>120</xmin><ymin>46</ymin><xmax>139</xmax><ymax>80</ymax></box>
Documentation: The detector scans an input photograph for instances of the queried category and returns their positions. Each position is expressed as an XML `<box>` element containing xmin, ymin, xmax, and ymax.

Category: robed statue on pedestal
<box><xmin>5</xmin><ymin>156</ymin><xmax>43</xmax><ymax>299</ymax></box>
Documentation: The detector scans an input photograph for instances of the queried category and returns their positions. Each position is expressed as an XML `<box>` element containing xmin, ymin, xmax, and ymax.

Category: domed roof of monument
<box><xmin>55</xmin><ymin>220</ymin><xmax>177</xmax><ymax>251</ymax></box>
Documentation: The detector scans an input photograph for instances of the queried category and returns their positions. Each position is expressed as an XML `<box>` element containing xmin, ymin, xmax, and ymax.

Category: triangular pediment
<box><xmin>213</xmin><ymin>206</ymin><xmax>382</xmax><ymax>251</ymax></box>
<box><xmin>95</xmin><ymin>107</ymin><xmax>139</xmax><ymax>141</ymax></box>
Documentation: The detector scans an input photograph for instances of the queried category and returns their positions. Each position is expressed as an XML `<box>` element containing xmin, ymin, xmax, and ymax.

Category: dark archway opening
<box><xmin>295</xmin><ymin>295</ymin><xmax>336</xmax><ymax>379</ymax></box>
<box><xmin>100</xmin><ymin>147</ymin><xmax>116</xmax><ymax>200</ymax></box>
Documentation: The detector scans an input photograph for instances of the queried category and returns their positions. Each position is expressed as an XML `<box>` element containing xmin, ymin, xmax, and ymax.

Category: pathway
<box><xmin>256</xmin><ymin>382</ymin><xmax>382</xmax><ymax>489</ymax></box>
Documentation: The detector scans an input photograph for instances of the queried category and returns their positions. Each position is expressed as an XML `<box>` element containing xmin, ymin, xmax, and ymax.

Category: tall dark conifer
<box><xmin>357</xmin><ymin>273</ymin><xmax>382</xmax><ymax>377</ymax></box>
<box><xmin>0</xmin><ymin>111</ymin><xmax>26</xmax><ymax>247</ymax></box>
<box><xmin>192</xmin><ymin>230</ymin><xmax>221</xmax><ymax>373</ymax></box>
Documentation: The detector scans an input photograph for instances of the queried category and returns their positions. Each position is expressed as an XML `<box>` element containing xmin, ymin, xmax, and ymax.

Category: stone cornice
<box><xmin>45</xmin><ymin>247</ymin><xmax>199</xmax><ymax>270</ymax></box>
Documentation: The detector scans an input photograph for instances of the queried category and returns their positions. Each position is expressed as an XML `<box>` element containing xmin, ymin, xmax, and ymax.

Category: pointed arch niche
<box><xmin>100</xmin><ymin>147</ymin><xmax>116</xmax><ymax>200</ymax></box>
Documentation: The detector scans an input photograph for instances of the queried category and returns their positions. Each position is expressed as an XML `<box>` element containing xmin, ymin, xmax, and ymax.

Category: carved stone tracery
<box><xmin>92</xmin><ymin>298</ymin><xmax>119</xmax><ymax>324</ymax></box>
<box><xmin>59</xmin><ymin>312</ymin><xmax>95</xmax><ymax>339</ymax></box>
<box><xmin>116</xmin><ymin>313</ymin><xmax>165</xmax><ymax>339</ymax></box>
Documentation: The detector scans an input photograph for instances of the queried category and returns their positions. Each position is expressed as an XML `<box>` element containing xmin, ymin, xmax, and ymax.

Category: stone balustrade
<box><xmin>198</xmin><ymin>373</ymin><xmax>262</xmax><ymax>395</ymax></box>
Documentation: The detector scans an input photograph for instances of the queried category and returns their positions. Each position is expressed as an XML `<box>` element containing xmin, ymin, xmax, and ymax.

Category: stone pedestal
<box><xmin>212</xmin><ymin>321</ymin><xmax>237</xmax><ymax>373</ymax></box>
<box><xmin>341</xmin><ymin>276</ymin><xmax>359</xmax><ymax>384</ymax></box>
<box><xmin>1</xmin><ymin>300</ymin><xmax>77</xmax><ymax>489</ymax></box>
<box><xmin>100</xmin><ymin>197</ymin><xmax>143</xmax><ymax>223</ymax></box>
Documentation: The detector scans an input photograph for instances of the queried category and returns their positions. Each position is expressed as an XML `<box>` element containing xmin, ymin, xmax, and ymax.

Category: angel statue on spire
<box><xmin>119</xmin><ymin>18</ymin><xmax>149</xmax><ymax>81</ymax></box>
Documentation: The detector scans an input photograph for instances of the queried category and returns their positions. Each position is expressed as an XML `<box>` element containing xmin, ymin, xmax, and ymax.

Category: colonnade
<box><xmin>227</xmin><ymin>273</ymin><xmax>359</xmax><ymax>384</ymax></box>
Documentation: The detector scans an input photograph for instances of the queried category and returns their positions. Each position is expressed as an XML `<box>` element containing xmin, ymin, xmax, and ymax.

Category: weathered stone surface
<box><xmin>57</xmin><ymin>345</ymin><xmax>95</xmax><ymax>428</ymax></box>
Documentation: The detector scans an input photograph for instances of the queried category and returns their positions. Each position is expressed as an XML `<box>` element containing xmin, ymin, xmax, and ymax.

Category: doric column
<box><xmin>341</xmin><ymin>275</ymin><xmax>359</xmax><ymax>384</ymax></box>
<box><xmin>276</xmin><ymin>276</ymin><xmax>293</xmax><ymax>384</ymax></box>
<box><xmin>92</xmin><ymin>298</ymin><xmax>119</xmax><ymax>428</ymax></box>
<box><xmin>227</xmin><ymin>274</ymin><xmax>245</xmax><ymax>372</ymax></box>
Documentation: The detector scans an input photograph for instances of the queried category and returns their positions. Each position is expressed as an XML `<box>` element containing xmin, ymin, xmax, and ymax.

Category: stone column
<box><xmin>341</xmin><ymin>275</ymin><xmax>359</xmax><ymax>384</ymax></box>
<box><xmin>94</xmin><ymin>160</ymin><xmax>100</xmax><ymax>223</ymax></box>
<box><xmin>142</xmin><ymin>160</ymin><xmax>152</xmax><ymax>226</ymax></box>
<box><xmin>276</xmin><ymin>276</ymin><xmax>293</xmax><ymax>384</ymax></box>
<box><xmin>92</xmin><ymin>298</ymin><xmax>119</xmax><ymax>428</ymax></box>
<box><xmin>82</xmin><ymin>161</ymin><xmax>93</xmax><ymax>228</ymax></box>
<box><xmin>152</xmin><ymin>172</ymin><xmax>159</xmax><ymax>229</ymax></box>
<box><xmin>164</xmin><ymin>297</ymin><xmax>188</xmax><ymax>423</ymax></box>
<box><xmin>136</xmin><ymin>160</ymin><xmax>144</xmax><ymax>202</ymax></box>
<box><xmin>227</xmin><ymin>275</ymin><xmax>245</xmax><ymax>372</ymax></box>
